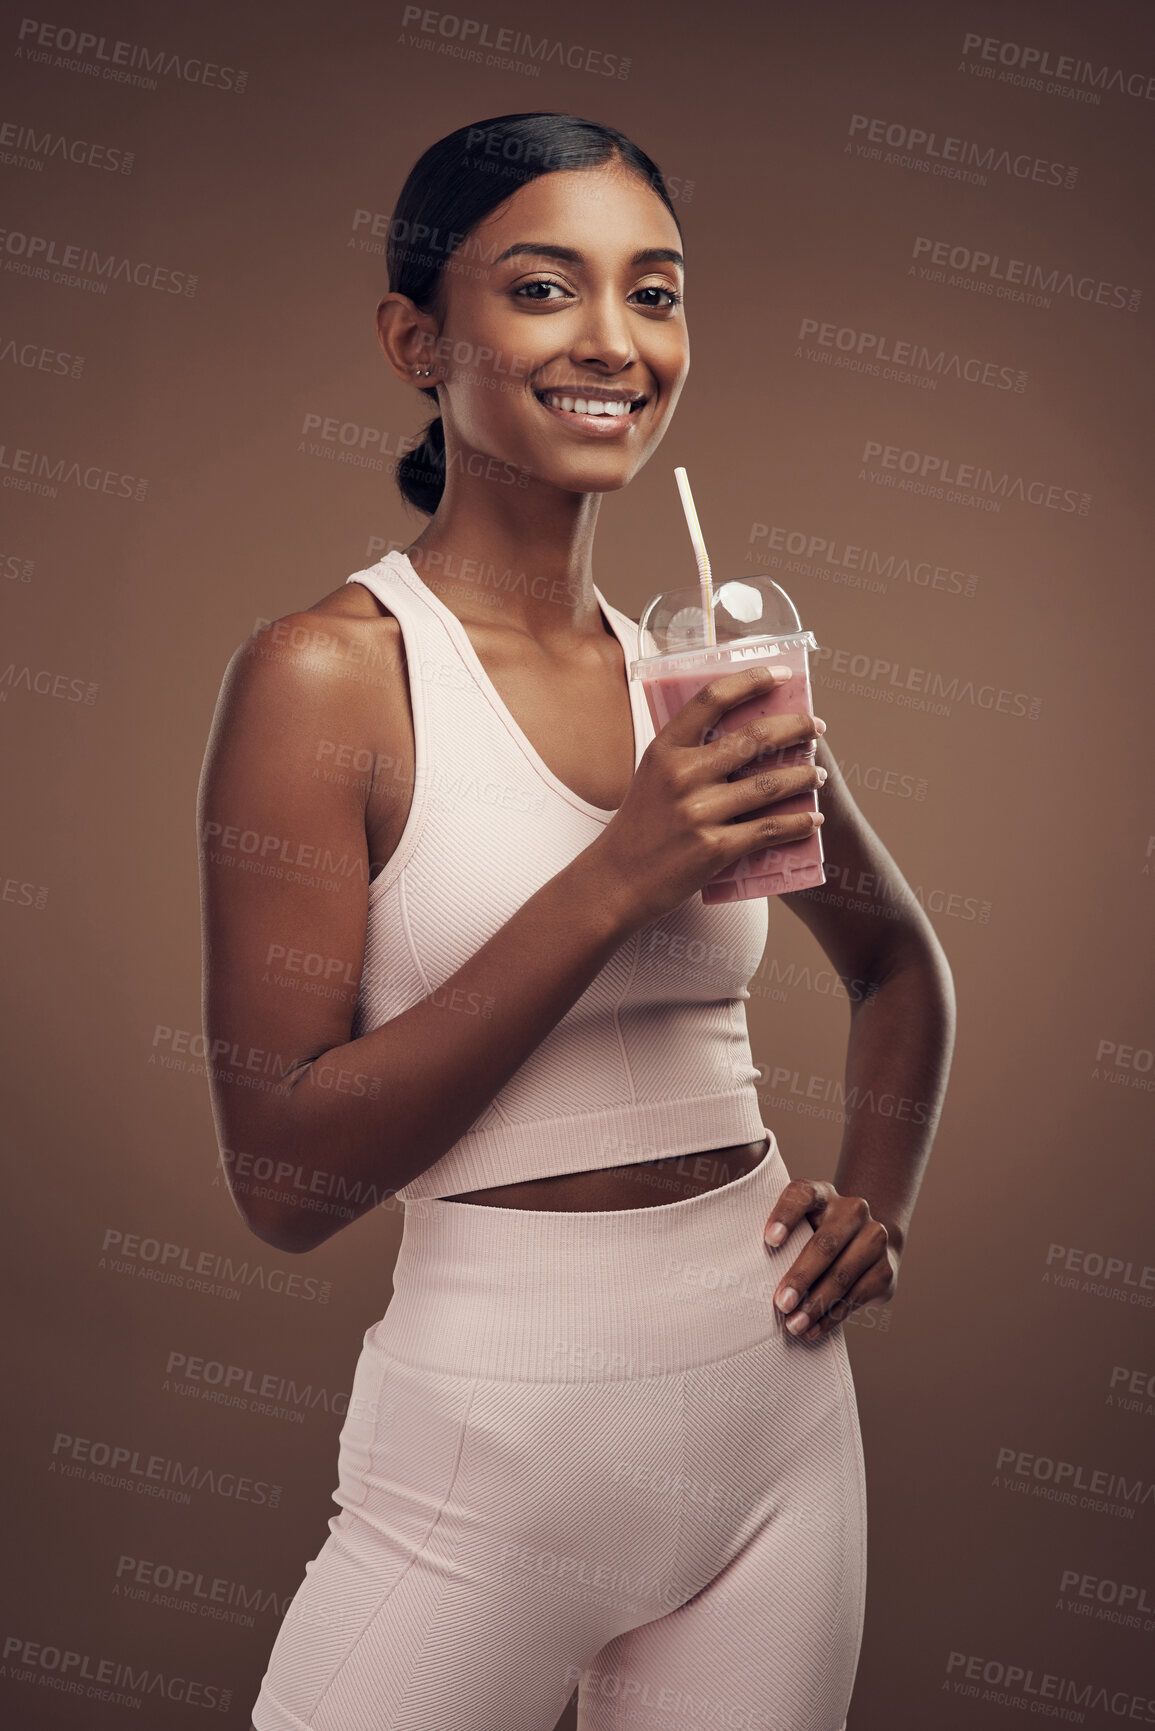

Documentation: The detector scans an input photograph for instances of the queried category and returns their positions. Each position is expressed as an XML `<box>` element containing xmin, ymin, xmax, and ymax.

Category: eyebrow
<box><xmin>493</xmin><ymin>242</ymin><xmax>685</xmax><ymax>271</ymax></box>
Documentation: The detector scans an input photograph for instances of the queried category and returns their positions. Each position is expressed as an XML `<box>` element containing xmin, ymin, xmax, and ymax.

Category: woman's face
<box><xmin>405</xmin><ymin>161</ymin><xmax>689</xmax><ymax>496</ymax></box>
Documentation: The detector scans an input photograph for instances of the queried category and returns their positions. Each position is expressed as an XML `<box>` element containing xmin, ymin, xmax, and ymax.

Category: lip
<box><xmin>533</xmin><ymin>387</ymin><xmax>648</xmax><ymax>436</ymax></box>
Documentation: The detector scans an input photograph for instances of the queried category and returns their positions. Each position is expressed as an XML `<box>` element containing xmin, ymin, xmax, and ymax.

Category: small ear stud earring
<box><xmin>412</xmin><ymin>366</ymin><xmax>434</xmax><ymax>378</ymax></box>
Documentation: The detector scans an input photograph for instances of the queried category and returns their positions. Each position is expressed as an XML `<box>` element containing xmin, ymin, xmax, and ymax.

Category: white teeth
<box><xmin>541</xmin><ymin>393</ymin><xmax>633</xmax><ymax>417</ymax></box>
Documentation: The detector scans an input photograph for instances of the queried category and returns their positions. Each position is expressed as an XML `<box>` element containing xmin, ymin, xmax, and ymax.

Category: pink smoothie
<box><xmin>638</xmin><ymin>643</ymin><xmax>825</xmax><ymax>901</ymax></box>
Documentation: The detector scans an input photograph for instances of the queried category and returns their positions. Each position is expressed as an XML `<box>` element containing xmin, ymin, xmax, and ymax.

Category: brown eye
<box><xmin>513</xmin><ymin>278</ymin><xmax>570</xmax><ymax>302</ymax></box>
<box><xmin>633</xmin><ymin>286</ymin><xmax>681</xmax><ymax>310</ymax></box>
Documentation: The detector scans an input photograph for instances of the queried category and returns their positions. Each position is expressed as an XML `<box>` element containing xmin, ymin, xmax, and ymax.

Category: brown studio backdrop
<box><xmin>2</xmin><ymin>0</ymin><xmax>1153</xmax><ymax>1724</ymax></box>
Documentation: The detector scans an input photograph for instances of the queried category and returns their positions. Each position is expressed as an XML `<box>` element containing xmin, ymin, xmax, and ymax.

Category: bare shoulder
<box><xmin>223</xmin><ymin>581</ymin><xmax>401</xmax><ymax>698</ymax></box>
<box><xmin>201</xmin><ymin>581</ymin><xmax>414</xmax><ymax>801</ymax></box>
<box><xmin>291</xmin><ymin>574</ymin><xmax>403</xmax><ymax>649</ymax></box>
<box><xmin>307</xmin><ymin>578</ymin><xmax>397</xmax><ymax>625</ymax></box>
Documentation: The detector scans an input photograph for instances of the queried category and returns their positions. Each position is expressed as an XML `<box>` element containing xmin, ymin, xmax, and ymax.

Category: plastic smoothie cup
<box><xmin>630</xmin><ymin>576</ymin><xmax>825</xmax><ymax>903</ymax></box>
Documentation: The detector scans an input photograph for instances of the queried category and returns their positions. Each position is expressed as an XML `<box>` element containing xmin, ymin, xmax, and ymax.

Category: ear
<box><xmin>375</xmin><ymin>294</ymin><xmax>442</xmax><ymax>391</ymax></box>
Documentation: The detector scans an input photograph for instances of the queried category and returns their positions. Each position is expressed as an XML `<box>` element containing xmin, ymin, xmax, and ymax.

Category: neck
<box><xmin>401</xmin><ymin>472</ymin><xmax>607</xmax><ymax>642</ymax></box>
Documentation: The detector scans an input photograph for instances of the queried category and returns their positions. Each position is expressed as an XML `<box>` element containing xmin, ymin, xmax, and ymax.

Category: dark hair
<box><xmin>388</xmin><ymin>113</ymin><xmax>684</xmax><ymax>515</ymax></box>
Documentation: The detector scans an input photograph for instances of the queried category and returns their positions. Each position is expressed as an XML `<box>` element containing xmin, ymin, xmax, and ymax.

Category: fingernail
<box><xmin>777</xmin><ymin>1286</ymin><xmax>799</xmax><ymax>1313</ymax></box>
<box><xmin>787</xmin><ymin>1311</ymin><xmax>812</xmax><ymax>1335</ymax></box>
<box><xmin>814</xmin><ymin>717</ymin><xmax>827</xmax><ymax>734</ymax></box>
<box><xmin>765</xmin><ymin>1222</ymin><xmax>787</xmax><ymax>1247</ymax></box>
<box><xmin>815</xmin><ymin>767</ymin><xmax>828</xmax><ymax>785</ymax></box>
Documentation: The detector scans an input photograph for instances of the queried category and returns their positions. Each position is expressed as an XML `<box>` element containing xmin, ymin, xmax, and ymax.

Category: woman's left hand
<box><xmin>763</xmin><ymin>1181</ymin><xmax>899</xmax><ymax>1341</ymax></box>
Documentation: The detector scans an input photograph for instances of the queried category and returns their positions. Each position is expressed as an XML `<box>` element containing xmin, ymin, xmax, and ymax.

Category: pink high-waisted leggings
<box><xmin>251</xmin><ymin>1131</ymin><xmax>868</xmax><ymax>1730</ymax></box>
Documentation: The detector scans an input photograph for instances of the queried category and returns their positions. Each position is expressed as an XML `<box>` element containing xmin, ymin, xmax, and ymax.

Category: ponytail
<box><xmin>395</xmin><ymin>399</ymin><xmax>445</xmax><ymax>516</ymax></box>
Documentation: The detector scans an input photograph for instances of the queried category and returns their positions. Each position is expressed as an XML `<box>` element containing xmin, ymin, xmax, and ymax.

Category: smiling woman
<box><xmin>199</xmin><ymin>109</ymin><xmax>954</xmax><ymax>1731</ymax></box>
<box><xmin>382</xmin><ymin>121</ymin><xmax>690</xmax><ymax>514</ymax></box>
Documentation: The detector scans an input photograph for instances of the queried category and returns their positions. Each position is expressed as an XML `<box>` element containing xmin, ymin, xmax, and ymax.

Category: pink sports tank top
<box><xmin>345</xmin><ymin>551</ymin><xmax>769</xmax><ymax>1202</ymax></box>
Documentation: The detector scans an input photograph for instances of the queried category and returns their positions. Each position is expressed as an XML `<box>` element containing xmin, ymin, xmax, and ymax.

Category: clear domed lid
<box><xmin>634</xmin><ymin>574</ymin><xmax>815</xmax><ymax>663</ymax></box>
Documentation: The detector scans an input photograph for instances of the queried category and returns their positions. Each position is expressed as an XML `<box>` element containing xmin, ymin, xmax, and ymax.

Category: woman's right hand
<box><xmin>588</xmin><ymin>664</ymin><xmax>827</xmax><ymax>929</ymax></box>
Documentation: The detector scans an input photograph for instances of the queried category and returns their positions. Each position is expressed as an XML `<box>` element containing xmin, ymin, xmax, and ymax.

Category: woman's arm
<box><xmin>762</xmin><ymin>735</ymin><xmax>957</xmax><ymax>1334</ymax></box>
<box><xmin>198</xmin><ymin>611</ymin><xmax>643</xmax><ymax>1256</ymax></box>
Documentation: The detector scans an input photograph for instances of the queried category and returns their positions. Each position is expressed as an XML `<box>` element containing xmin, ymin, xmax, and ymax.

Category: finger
<box><xmin>716</xmin><ymin>759</ymin><xmax>826</xmax><ymax>826</ymax></box>
<box><xmin>660</xmin><ymin>664</ymin><xmax>791</xmax><ymax>751</ymax></box>
<box><xmin>763</xmin><ymin>1178</ymin><xmax>828</xmax><ymax>1249</ymax></box>
<box><xmin>799</xmin><ymin>1303</ymin><xmax>862</xmax><ymax>1342</ymax></box>
<box><xmin>781</xmin><ymin>1225</ymin><xmax>890</xmax><ymax>1336</ymax></box>
<box><xmin>725</xmin><ymin>723</ymin><xmax>822</xmax><ymax>780</ymax></box>
<box><xmin>800</xmin><ymin>1281</ymin><xmax>892</xmax><ymax>1342</ymax></box>
<box><xmin>706</xmin><ymin>710</ymin><xmax>823</xmax><ymax>784</ymax></box>
<box><xmin>773</xmin><ymin>1200</ymin><xmax>870</xmax><ymax>1321</ymax></box>
<box><xmin>714</xmin><ymin>800</ymin><xmax>825</xmax><ymax>867</ymax></box>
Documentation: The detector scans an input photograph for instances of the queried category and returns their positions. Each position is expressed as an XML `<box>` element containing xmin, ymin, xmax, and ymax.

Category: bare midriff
<box><xmin>444</xmin><ymin>1136</ymin><xmax>770</xmax><ymax>1210</ymax></box>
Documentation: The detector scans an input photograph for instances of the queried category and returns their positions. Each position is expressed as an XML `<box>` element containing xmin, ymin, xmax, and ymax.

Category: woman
<box><xmin>199</xmin><ymin>112</ymin><xmax>955</xmax><ymax>1731</ymax></box>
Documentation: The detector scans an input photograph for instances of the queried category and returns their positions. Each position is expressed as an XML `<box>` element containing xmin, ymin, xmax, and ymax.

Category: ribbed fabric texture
<box><xmin>384</xmin><ymin>1130</ymin><xmax>799</xmax><ymax>1382</ymax></box>
<box><xmin>345</xmin><ymin>552</ymin><xmax>770</xmax><ymax>1202</ymax></box>
<box><xmin>250</xmin><ymin>1140</ymin><xmax>867</xmax><ymax>1731</ymax></box>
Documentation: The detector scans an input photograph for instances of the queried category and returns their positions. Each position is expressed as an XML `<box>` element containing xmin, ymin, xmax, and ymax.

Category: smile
<box><xmin>533</xmin><ymin>389</ymin><xmax>647</xmax><ymax>434</ymax></box>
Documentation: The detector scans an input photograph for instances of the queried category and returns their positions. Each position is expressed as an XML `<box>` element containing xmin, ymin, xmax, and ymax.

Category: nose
<box><xmin>570</xmin><ymin>289</ymin><xmax>636</xmax><ymax>374</ymax></box>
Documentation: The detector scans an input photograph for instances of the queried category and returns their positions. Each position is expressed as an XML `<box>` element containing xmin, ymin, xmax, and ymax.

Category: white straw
<box><xmin>673</xmin><ymin>466</ymin><xmax>716</xmax><ymax>647</ymax></box>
